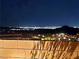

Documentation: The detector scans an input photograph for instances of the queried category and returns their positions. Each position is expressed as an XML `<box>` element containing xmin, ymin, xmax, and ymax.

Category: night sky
<box><xmin>0</xmin><ymin>0</ymin><xmax>79</xmax><ymax>26</ymax></box>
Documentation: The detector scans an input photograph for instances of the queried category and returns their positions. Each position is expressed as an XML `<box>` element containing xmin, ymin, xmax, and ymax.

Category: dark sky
<box><xmin>0</xmin><ymin>0</ymin><xmax>79</xmax><ymax>26</ymax></box>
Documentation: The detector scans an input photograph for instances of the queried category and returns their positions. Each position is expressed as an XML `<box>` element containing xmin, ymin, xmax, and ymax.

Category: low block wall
<box><xmin>0</xmin><ymin>40</ymin><xmax>79</xmax><ymax>59</ymax></box>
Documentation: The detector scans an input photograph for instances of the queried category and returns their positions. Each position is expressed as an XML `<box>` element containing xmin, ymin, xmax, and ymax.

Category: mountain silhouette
<box><xmin>0</xmin><ymin>25</ymin><xmax>79</xmax><ymax>35</ymax></box>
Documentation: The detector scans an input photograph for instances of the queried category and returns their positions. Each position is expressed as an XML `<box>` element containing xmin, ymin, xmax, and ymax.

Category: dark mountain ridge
<box><xmin>0</xmin><ymin>26</ymin><xmax>79</xmax><ymax>35</ymax></box>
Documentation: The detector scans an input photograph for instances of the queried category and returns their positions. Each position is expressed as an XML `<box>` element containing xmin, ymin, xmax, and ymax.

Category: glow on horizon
<box><xmin>19</xmin><ymin>26</ymin><xmax>61</xmax><ymax>30</ymax></box>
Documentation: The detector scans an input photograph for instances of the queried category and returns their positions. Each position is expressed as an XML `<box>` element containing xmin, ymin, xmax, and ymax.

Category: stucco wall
<box><xmin>0</xmin><ymin>40</ymin><xmax>79</xmax><ymax>59</ymax></box>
